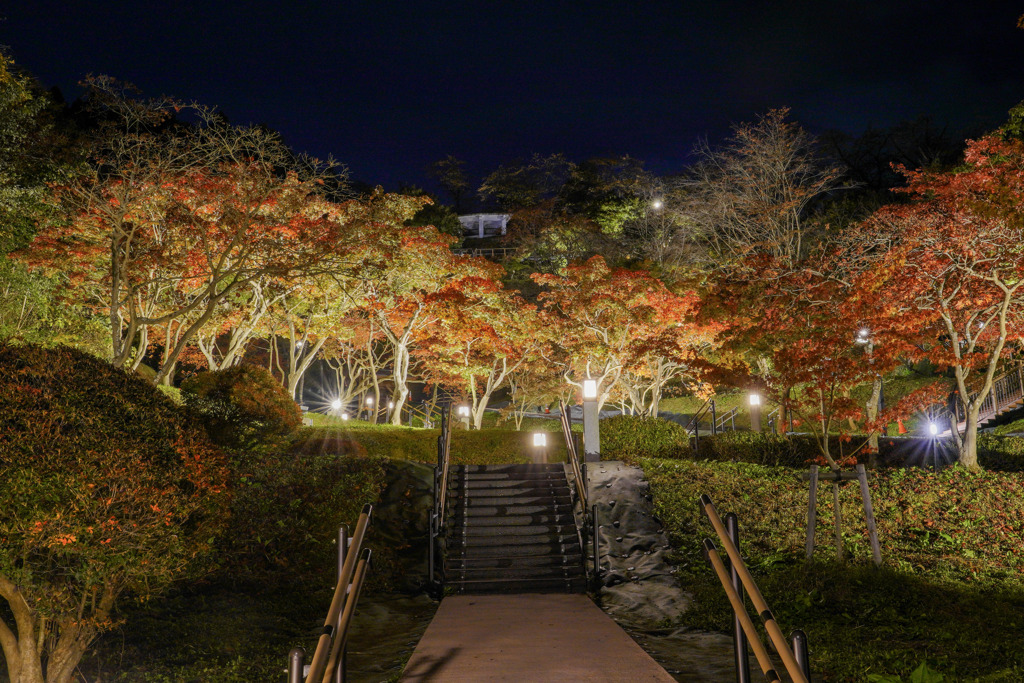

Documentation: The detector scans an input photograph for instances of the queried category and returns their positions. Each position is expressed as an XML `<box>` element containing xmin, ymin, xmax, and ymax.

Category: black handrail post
<box><xmin>725</xmin><ymin>512</ymin><xmax>750</xmax><ymax>683</ymax></box>
<box><xmin>288</xmin><ymin>648</ymin><xmax>305</xmax><ymax>683</ymax></box>
<box><xmin>591</xmin><ymin>503</ymin><xmax>600</xmax><ymax>590</ymax></box>
<box><xmin>428</xmin><ymin>479</ymin><xmax>436</xmax><ymax>587</ymax></box>
<box><xmin>711</xmin><ymin>399</ymin><xmax>718</xmax><ymax>436</ymax></box>
<box><xmin>791</xmin><ymin>629</ymin><xmax>811</xmax><ymax>682</ymax></box>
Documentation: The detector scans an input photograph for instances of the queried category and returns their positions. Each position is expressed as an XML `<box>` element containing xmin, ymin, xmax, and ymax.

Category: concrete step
<box><xmin>448</xmin><ymin>565</ymin><xmax>585</xmax><ymax>583</ymax></box>
<box><xmin>449</xmin><ymin>494</ymin><xmax>573</xmax><ymax>507</ymax></box>
<box><xmin>452</xmin><ymin>513</ymin><xmax>577</xmax><ymax>527</ymax></box>
<box><xmin>451</xmin><ymin>503</ymin><xmax>575</xmax><ymax>517</ymax></box>
<box><xmin>453</xmin><ymin>471</ymin><xmax>567</xmax><ymax>482</ymax></box>
<box><xmin>461</xmin><ymin>464</ymin><xmax>565</xmax><ymax>474</ymax></box>
<box><xmin>449</xmin><ymin>541</ymin><xmax>582</xmax><ymax>559</ymax></box>
<box><xmin>447</xmin><ymin>554</ymin><xmax>583</xmax><ymax>570</ymax></box>
<box><xmin>451</xmin><ymin>523</ymin><xmax>576</xmax><ymax>537</ymax></box>
<box><xmin>447</xmin><ymin>531</ymin><xmax>578</xmax><ymax>547</ymax></box>
<box><xmin>451</xmin><ymin>576</ymin><xmax>588</xmax><ymax>594</ymax></box>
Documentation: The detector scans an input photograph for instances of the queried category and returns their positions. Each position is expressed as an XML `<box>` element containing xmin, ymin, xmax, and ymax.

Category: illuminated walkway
<box><xmin>400</xmin><ymin>593</ymin><xmax>676</xmax><ymax>682</ymax></box>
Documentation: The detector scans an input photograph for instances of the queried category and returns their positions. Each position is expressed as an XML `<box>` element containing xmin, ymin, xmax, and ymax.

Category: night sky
<box><xmin>3</xmin><ymin>1</ymin><xmax>1022</xmax><ymax>193</ymax></box>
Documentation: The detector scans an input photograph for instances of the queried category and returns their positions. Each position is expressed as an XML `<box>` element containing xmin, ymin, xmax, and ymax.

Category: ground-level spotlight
<box><xmin>331</xmin><ymin>398</ymin><xmax>342</xmax><ymax>411</ymax></box>
<box><xmin>341</xmin><ymin>412</ymin><xmax>350</xmax><ymax>421</ymax></box>
<box><xmin>532</xmin><ymin>431</ymin><xmax>548</xmax><ymax>464</ymax></box>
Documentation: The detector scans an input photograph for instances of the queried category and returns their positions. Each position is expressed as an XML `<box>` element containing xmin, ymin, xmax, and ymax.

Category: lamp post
<box><xmin>365</xmin><ymin>395</ymin><xmax>374</xmax><ymax>422</ymax></box>
<box><xmin>532</xmin><ymin>431</ymin><xmax>548</xmax><ymax>464</ymax></box>
<box><xmin>857</xmin><ymin>327</ymin><xmax>884</xmax><ymax>458</ymax></box>
<box><xmin>749</xmin><ymin>392</ymin><xmax>762</xmax><ymax>433</ymax></box>
<box><xmin>582</xmin><ymin>379</ymin><xmax>600</xmax><ymax>462</ymax></box>
<box><xmin>458</xmin><ymin>405</ymin><xmax>471</xmax><ymax>430</ymax></box>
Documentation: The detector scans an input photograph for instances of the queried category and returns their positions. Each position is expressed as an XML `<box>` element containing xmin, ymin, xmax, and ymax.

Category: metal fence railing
<box><xmin>699</xmin><ymin>495</ymin><xmax>810</xmax><ymax>683</ymax></box>
<box><xmin>429</xmin><ymin>405</ymin><xmax>453</xmax><ymax>588</ymax></box>
<box><xmin>288</xmin><ymin>504</ymin><xmax>373</xmax><ymax>683</ymax></box>
<box><xmin>558</xmin><ymin>400</ymin><xmax>597</xmax><ymax>589</ymax></box>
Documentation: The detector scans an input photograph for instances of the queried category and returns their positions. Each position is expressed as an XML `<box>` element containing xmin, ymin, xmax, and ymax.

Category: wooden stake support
<box><xmin>802</xmin><ymin>464</ymin><xmax>882</xmax><ymax>566</ymax></box>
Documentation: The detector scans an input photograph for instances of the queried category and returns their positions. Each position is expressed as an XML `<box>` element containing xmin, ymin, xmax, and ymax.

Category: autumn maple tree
<box><xmin>851</xmin><ymin>133</ymin><xmax>1024</xmax><ymax>468</ymax></box>
<box><xmin>533</xmin><ymin>255</ymin><xmax>712</xmax><ymax>413</ymax></box>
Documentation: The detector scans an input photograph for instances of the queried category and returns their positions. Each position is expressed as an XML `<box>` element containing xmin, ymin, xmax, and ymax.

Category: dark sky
<box><xmin>3</xmin><ymin>1</ymin><xmax>1022</xmax><ymax>193</ymax></box>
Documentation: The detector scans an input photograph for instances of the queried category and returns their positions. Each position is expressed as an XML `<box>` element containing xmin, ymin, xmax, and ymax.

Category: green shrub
<box><xmin>224</xmin><ymin>449</ymin><xmax>388</xmax><ymax>579</ymax></box>
<box><xmin>0</xmin><ymin>344</ymin><xmax>229</xmax><ymax>683</ymax></box>
<box><xmin>600</xmin><ymin>414</ymin><xmax>691</xmax><ymax>460</ymax></box>
<box><xmin>693</xmin><ymin>430</ymin><xmax>818</xmax><ymax>467</ymax></box>
<box><xmin>181</xmin><ymin>364</ymin><xmax>301</xmax><ymax>449</ymax></box>
<box><xmin>978</xmin><ymin>435</ymin><xmax>1024</xmax><ymax>471</ymax></box>
<box><xmin>637</xmin><ymin>457</ymin><xmax>1024</xmax><ymax>681</ymax></box>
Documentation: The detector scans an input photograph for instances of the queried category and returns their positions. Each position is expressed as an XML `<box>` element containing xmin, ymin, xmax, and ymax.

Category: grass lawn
<box><xmin>290</xmin><ymin>421</ymin><xmax>571</xmax><ymax>465</ymax></box>
<box><xmin>661</xmin><ymin>367</ymin><xmax>946</xmax><ymax>435</ymax></box>
<box><xmin>634</xmin><ymin>456</ymin><xmax>1024</xmax><ymax>681</ymax></box>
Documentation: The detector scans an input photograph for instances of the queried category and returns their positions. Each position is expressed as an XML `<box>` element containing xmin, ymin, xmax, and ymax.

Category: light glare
<box><xmin>749</xmin><ymin>393</ymin><xmax>761</xmax><ymax>406</ymax></box>
<box><xmin>583</xmin><ymin>379</ymin><xmax>598</xmax><ymax>399</ymax></box>
<box><xmin>533</xmin><ymin>432</ymin><xmax>547</xmax><ymax>447</ymax></box>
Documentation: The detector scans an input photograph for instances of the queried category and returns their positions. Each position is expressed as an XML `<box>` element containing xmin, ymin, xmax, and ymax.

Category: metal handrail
<box><xmin>289</xmin><ymin>504</ymin><xmax>373</xmax><ymax>683</ymax></box>
<box><xmin>429</xmin><ymin>405</ymin><xmax>453</xmax><ymax>586</ymax></box>
<box><xmin>714</xmin><ymin>406</ymin><xmax>739</xmax><ymax>433</ymax></box>
<box><xmin>559</xmin><ymin>400</ymin><xmax>588</xmax><ymax>510</ymax></box>
<box><xmin>685</xmin><ymin>397</ymin><xmax>716</xmax><ymax>436</ymax></box>
<box><xmin>955</xmin><ymin>362</ymin><xmax>1024</xmax><ymax>427</ymax></box>
<box><xmin>699</xmin><ymin>495</ymin><xmax>809</xmax><ymax>683</ymax></box>
<box><xmin>559</xmin><ymin>400</ymin><xmax>595</xmax><ymax>587</ymax></box>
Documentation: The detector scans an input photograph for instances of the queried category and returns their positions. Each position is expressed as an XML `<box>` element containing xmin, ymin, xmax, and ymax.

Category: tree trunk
<box><xmin>866</xmin><ymin>376</ymin><xmax>882</xmax><ymax>467</ymax></box>
<box><xmin>959</xmin><ymin>416</ymin><xmax>980</xmax><ymax>469</ymax></box>
<box><xmin>390</xmin><ymin>343</ymin><xmax>410</xmax><ymax>425</ymax></box>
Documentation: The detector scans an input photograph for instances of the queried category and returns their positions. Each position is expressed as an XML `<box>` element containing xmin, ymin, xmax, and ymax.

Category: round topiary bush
<box><xmin>0</xmin><ymin>344</ymin><xmax>229</xmax><ymax>683</ymax></box>
<box><xmin>600</xmin><ymin>414</ymin><xmax>692</xmax><ymax>461</ymax></box>
<box><xmin>180</xmin><ymin>364</ymin><xmax>302</xmax><ymax>449</ymax></box>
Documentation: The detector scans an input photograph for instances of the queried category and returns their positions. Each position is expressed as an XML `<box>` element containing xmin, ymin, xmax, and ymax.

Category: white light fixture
<box><xmin>365</xmin><ymin>396</ymin><xmax>374</xmax><ymax>406</ymax></box>
<box><xmin>749</xmin><ymin>393</ymin><xmax>761</xmax><ymax>406</ymax></box>
<box><xmin>859</xmin><ymin>328</ymin><xmax>869</xmax><ymax>338</ymax></box>
<box><xmin>651</xmin><ymin>199</ymin><xmax>663</xmax><ymax>210</ymax></box>
<box><xmin>330</xmin><ymin>399</ymin><xmax>342</xmax><ymax>410</ymax></box>
<box><xmin>533</xmin><ymin>432</ymin><xmax>547</xmax><ymax>447</ymax></box>
<box><xmin>928</xmin><ymin>422</ymin><xmax>939</xmax><ymax>436</ymax></box>
<box><xmin>388</xmin><ymin>401</ymin><xmax>395</xmax><ymax>409</ymax></box>
<box><xmin>296</xmin><ymin>340</ymin><xmax>304</xmax><ymax>348</ymax></box>
<box><xmin>458</xmin><ymin>405</ymin><xmax>470</xmax><ymax>417</ymax></box>
<box><xmin>341</xmin><ymin>412</ymin><xmax>350</xmax><ymax>421</ymax></box>
<box><xmin>583</xmin><ymin>379</ymin><xmax>598</xmax><ymax>400</ymax></box>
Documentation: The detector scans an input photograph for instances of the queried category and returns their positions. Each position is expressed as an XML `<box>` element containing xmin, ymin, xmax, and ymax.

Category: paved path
<box><xmin>400</xmin><ymin>593</ymin><xmax>676</xmax><ymax>682</ymax></box>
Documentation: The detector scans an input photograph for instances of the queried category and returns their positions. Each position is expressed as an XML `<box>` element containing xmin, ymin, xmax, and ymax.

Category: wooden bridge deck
<box><xmin>400</xmin><ymin>593</ymin><xmax>676</xmax><ymax>682</ymax></box>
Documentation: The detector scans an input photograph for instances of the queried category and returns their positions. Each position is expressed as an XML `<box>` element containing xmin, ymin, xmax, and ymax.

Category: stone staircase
<box><xmin>443</xmin><ymin>463</ymin><xmax>586</xmax><ymax>594</ymax></box>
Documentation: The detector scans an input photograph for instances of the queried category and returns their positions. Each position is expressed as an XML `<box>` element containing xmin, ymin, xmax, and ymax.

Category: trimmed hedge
<box><xmin>289</xmin><ymin>425</ymin><xmax>548</xmax><ymax>466</ymax></box>
<box><xmin>181</xmin><ymin>364</ymin><xmax>301</xmax><ymax>449</ymax></box>
<box><xmin>223</xmin><ymin>448</ymin><xmax>389</xmax><ymax>579</ymax></box>
<box><xmin>599</xmin><ymin>414</ymin><xmax>691</xmax><ymax>460</ymax></box>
